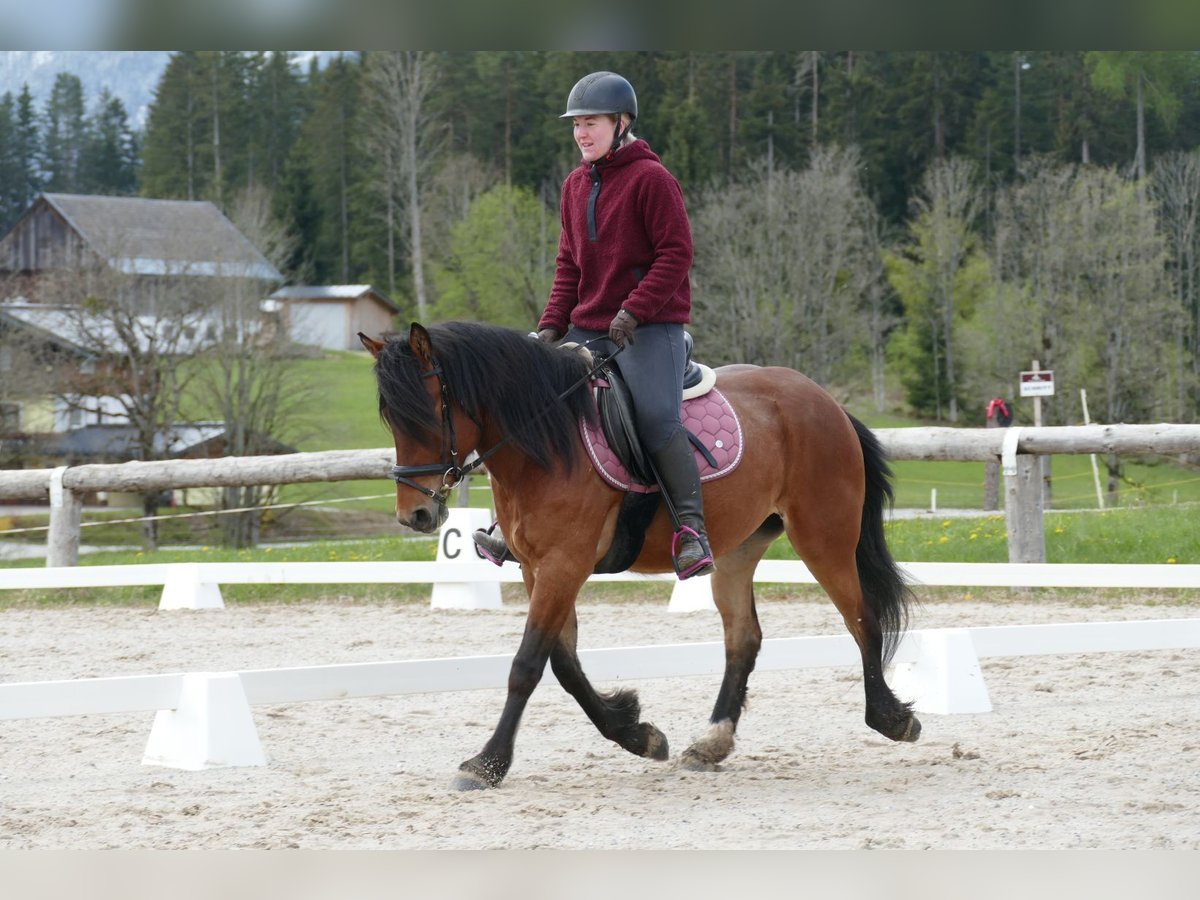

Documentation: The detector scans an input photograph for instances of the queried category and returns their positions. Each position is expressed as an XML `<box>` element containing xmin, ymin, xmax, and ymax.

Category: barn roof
<box><xmin>40</xmin><ymin>193</ymin><xmax>283</xmax><ymax>281</ymax></box>
<box><xmin>269</xmin><ymin>284</ymin><xmax>399</xmax><ymax>311</ymax></box>
<box><xmin>0</xmin><ymin>300</ymin><xmax>207</xmax><ymax>356</ymax></box>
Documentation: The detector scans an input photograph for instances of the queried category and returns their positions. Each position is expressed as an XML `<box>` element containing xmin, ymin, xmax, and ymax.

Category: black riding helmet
<box><xmin>561</xmin><ymin>72</ymin><xmax>638</xmax><ymax>160</ymax></box>
<box><xmin>560</xmin><ymin>71</ymin><xmax>638</xmax><ymax>121</ymax></box>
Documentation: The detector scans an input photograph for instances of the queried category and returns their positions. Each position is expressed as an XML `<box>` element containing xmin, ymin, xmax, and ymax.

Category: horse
<box><xmin>360</xmin><ymin>321</ymin><xmax>920</xmax><ymax>791</ymax></box>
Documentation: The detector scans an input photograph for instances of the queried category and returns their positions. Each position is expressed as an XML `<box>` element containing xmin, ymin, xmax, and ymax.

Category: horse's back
<box><xmin>711</xmin><ymin>362</ymin><xmax>866</xmax><ymax>520</ymax></box>
<box><xmin>715</xmin><ymin>364</ymin><xmax>859</xmax><ymax>446</ymax></box>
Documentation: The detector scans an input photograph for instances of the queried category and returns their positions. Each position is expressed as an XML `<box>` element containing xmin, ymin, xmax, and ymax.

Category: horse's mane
<box><xmin>373</xmin><ymin>321</ymin><xmax>598</xmax><ymax>472</ymax></box>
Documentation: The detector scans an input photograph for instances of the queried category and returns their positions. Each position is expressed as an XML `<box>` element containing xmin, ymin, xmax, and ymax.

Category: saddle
<box><xmin>574</xmin><ymin>336</ymin><xmax>744</xmax><ymax>573</ymax></box>
<box><xmin>580</xmin><ymin>336</ymin><xmax>743</xmax><ymax>493</ymax></box>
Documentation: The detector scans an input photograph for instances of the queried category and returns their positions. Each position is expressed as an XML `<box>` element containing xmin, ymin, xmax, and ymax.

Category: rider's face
<box><xmin>573</xmin><ymin>116</ymin><xmax>617</xmax><ymax>163</ymax></box>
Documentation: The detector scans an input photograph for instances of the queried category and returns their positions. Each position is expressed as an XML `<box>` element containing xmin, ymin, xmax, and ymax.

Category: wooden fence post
<box><xmin>46</xmin><ymin>466</ymin><xmax>82</xmax><ymax>568</ymax></box>
<box><xmin>1004</xmin><ymin>455</ymin><xmax>1045</xmax><ymax>563</ymax></box>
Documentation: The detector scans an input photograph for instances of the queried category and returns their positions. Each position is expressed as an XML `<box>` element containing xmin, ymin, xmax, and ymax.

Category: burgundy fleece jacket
<box><xmin>538</xmin><ymin>139</ymin><xmax>694</xmax><ymax>333</ymax></box>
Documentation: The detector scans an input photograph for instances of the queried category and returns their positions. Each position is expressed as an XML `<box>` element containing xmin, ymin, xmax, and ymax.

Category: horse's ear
<box><xmin>408</xmin><ymin>322</ymin><xmax>435</xmax><ymax>369</ymax></box>
<box><xmin>358</xmin><ymin>332</ymin><xmax>385</xmax><ymax>358</ymax></box>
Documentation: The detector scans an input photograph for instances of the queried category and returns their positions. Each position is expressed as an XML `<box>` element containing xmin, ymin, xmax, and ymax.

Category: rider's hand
<box><xmin>536</xmin><ymin>328</ymin><xmax>561</xmax><ymax>343</ymax></box>
<box><xmin>608</xmin><ymin>309</ymin><xmax>638</xmax><ymax>347</ymax></box>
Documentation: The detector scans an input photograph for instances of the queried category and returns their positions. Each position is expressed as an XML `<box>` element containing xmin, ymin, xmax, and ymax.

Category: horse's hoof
<box><xmin>900</xmin><ymin>714</ymin><xmax>922</xmax><ymax>743</ymax></box>
<box><xmin>679</xmin><ymin>749</ymin><xmax>720</xmax><ymax>772</ymax></box>
<box><xmin>453</xmin><ymin>755</ymin><xmax>507</xmax><ymax>790</ymax></box>
<box><xmin>450</xmin><ymin>772</ymin><xmax>493</xmax><ymax>791</ymax></box>
<box><xmin>679</xmin><ymin>720</ymin><xmax>735</xmax><ymax>771</ymax></box>
<box><xmin>641</xmin><ymin>724</ymin><xmax>670</xmax><ymax>761</ymax></box>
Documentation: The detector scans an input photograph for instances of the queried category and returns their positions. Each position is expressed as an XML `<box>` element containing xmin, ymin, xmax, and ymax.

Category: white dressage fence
<box><xmin>2</xmin><ymin>617</ymin><xmax>1198</xmax><ymax>770</ymax></box>
<box><xmin>2</xmin><ymin>504</ymin><xmax>1199</xmax><ymax>770</ymax></box>
<box><xmin>5</xmin><ymin>508</ymin><xmax>1199</xmax><ymax>612</ymax></box>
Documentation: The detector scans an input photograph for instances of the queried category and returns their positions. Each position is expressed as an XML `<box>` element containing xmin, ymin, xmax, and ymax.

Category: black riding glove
<box><xmin>608</xmin><ymin>309</ymin><xmax>638</xmax><ymax>347</ymax></box>
<box><xmin>536</xmin><ymin>327</ymin><xmax>562</xmax><ymax>343</ymax></box>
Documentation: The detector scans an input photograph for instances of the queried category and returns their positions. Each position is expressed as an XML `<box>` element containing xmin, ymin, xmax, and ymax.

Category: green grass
<box><xmin>276</xmin><ymin>350</ymin><xmax>398</xmax><ymax>516</ymax></box>
<box><xmin>759</xmin><ymin>504</ymin><xmax>1200</xmax><ymax>565</ymax></box>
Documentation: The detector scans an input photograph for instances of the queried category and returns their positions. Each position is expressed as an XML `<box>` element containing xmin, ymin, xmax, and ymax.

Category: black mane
<box><xmin>373</xmin><ymin>321</ymin><xmax>598</xmax><ymax>471</ymax></box>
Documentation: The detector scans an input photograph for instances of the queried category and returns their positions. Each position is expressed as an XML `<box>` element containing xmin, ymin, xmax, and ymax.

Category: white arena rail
<box><xmin>2</xmin><ymin>559</ymin><xmax>1198</xmax><ymax>611</ymax></box>
<box><xmin>2</xmin><ymin>618</ymin><xmax>1198</xmax><ymax>770</ymax></box>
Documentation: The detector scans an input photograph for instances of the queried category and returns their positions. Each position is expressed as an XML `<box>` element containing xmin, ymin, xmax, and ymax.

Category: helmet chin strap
<box><xmin>605</xmin><ymin>120</ymin><xmax>627</xmax><ymax>161</ymax></box>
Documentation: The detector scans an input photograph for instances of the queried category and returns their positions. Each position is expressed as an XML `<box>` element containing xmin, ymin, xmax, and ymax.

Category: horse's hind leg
<box><xmin>680</xmin><ymin>516</ymin><xmax>780</xmax><ymax>771</ymax></box>
<box><xmin>799</xmin><ymin>546</ymin><xmax>919</xmax><ymax>743</ymax></box>
<box><xmin>550</xmin><ymin>608</ymin><xmax>669</xmax><ymax>761</ymax></box>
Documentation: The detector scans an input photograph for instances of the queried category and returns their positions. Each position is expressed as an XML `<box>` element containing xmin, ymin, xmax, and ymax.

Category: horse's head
<box><xmin>361</xmin><ymin>323</ymin><xmax>471</xmax><ymax>533</ymax></box>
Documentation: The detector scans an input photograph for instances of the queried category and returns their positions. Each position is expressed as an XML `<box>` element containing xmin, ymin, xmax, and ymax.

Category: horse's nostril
<box><xmin>410</xmin><ymin>507</ymin><xmax>432</xmax><ymax>532</ymax></box>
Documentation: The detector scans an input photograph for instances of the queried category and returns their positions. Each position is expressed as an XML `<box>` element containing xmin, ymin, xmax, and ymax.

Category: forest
<box><xmin>4</xmin><ymin>50</ymin><xmax>1200</xmax><ymax>427</ymax></box>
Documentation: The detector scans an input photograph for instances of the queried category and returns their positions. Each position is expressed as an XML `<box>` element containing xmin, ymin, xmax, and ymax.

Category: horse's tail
<box><xmin>848</xmin><ymin>413</ymin><xmax>914</xmax><ymax>665</ymax></box>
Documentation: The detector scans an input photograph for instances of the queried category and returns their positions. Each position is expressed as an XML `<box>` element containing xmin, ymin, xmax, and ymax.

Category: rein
<box><xmin>388</xmin><ymin>340</ymin><xmax>621</xmax><ymax>514</ymax></box>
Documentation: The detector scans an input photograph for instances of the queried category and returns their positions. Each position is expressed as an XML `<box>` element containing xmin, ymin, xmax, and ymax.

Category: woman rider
<box><xmin>474</xmin><ymin>70</ymin><xmax>714</xmax><ymax>580</ymax></box>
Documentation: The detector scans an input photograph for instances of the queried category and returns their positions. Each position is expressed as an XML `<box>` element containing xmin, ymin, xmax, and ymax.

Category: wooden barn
<box><xmin>265</xmin><ymin>284</ymin><xmax>399</xmax><ymax>351</ymax></box>
<box><xmin>0</xmin><ymin>192</ymin><xmax>282</xmax><ymax>311</ymax></box>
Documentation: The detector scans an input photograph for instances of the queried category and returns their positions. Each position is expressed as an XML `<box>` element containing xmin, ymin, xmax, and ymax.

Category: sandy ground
<box><xmin>1</xmin><ymin>590</ymin><xmax>1198</xmax><ymax>850</ymax></box>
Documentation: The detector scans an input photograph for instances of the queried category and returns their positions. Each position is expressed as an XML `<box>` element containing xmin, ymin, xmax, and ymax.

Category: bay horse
<box><xmin>361</xmin><ymin>321</ymin><xmax>920</xmax><ymax>790</ymax></box>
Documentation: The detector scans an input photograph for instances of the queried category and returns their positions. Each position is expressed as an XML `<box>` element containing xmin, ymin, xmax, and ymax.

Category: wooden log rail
<box><xmin>1</xmin><ymin>425</ymin><xmax>1199</xmax><ymax>566</ymax></box>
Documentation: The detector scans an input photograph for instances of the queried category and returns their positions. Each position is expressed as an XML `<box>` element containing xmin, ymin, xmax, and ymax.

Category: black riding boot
<box><xmin>650</xmin><ymin>428</ymin><xmax>716</xmax><ymax>579</ymax></box>
<box><xmin>472</xmin><ymin>522</ymin><xmax>513</xmax><ymax>566</ymax></box>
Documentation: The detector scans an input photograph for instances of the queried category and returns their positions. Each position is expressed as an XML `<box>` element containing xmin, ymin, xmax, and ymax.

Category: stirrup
<box><xmin>671</xmin><ymin>525</ymin><xmax>715</xmax><ymax>580</ymax></box>
<box><xmin>472</xmin><ymin>524</ymin><xmax>512</xmax><ymax>567</ymax></box>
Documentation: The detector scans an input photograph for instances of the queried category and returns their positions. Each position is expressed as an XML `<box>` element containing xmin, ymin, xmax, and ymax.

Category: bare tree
<box><xmin>192</xmin><ymin>186</ymin><xmax>307</xmax><ymax>547</ymax></box>
<box><xmin>31</xmin><ymin>257</ymin><xmax>208</xmax><ymax>550</ymax></box>
<box><xmin>1150</xmin><ymin>150</ymin><xmax>1200</xmax><ymax>422</ymax></box>
<box><xmin>985</xmin><ymin>158</ymin><xmax>1178</xmax><ymax>501</ymax></box>
<box><xmin>691</xmin><ymin>148</ymin><xmax>881</xmax><ymax>387</ymax></box>
<box><xmin>914</xmin><ymin>158</ymin><xmax>982</xmax><ymax>423</ymax></box>
<box><xmin>365</xmin><ymin>51</ymin><xmax>442</xmax><ymax>320</ymax></box>
<box><xmin>985</xmin><ymin>157</ymin><xmax>1082</xmax><ymax>415</ymax></box>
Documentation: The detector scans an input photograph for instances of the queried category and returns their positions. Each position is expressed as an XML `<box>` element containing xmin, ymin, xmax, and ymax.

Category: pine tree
<box><xmin>41</xmin><ymin>72</ymin><xmax>87</xmax><ymax>192</ymax></box>
<box><xmin>0</xmin><ymin>93</ymin><xmax>22</xmax><ymax>227</ymax></box>
<box><xmin>15</xmin><ymin>85</ymin><xmax>41</xmax><ymax>204</ymax></box>
<box><xmin>82</xmin><ymin>90</ymin><xmax>139</xmax><ymax>195</ymax></box>
<box><xmin>141</xmin><ymin>52</ymin><xmax>211</xmax><ymax>200</ymax></box>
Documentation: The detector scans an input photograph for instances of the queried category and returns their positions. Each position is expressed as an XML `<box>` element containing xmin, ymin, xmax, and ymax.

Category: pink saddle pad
<box><xmin>580</xmin><ymin>387</ymin><xmax>744</xmax><ymax>493</ymax></box>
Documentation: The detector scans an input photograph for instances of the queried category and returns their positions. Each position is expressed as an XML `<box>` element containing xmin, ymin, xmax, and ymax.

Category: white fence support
<box><xmin>888</xmin><ymin>628</ymin><xmax>992</xmax><ymax>714</ymax></box>
<box><xmin>432</xmin><ymin>507</ymin><xmax>502</xmax><ymax>609</ymax></box>
<box><xmin>160</xmin><ymin>563</ymin><xmax>226</xmax><ymax>610</ymax></box>
<box><xmin>142</xmin><ymin>673</ymin><xmax>266</xmax><ymax>770</ymax></box>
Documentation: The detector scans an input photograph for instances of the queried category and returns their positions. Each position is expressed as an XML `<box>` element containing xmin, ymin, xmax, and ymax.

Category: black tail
<box><xmin>848</xmin><ymin>414</ymin><xmax>913</xmax><ymax>664</ymax></box>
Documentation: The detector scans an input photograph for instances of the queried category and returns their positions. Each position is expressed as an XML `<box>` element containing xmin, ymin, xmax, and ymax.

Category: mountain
<box><xmin>0</xmin><ymin>51</ymin><xmax>335</xmax><ymax>130</ymax></box>
<box><xmin>0</xmin><ymin>51</ymin><xmax>171</xmax><ymax>128</ymax></box>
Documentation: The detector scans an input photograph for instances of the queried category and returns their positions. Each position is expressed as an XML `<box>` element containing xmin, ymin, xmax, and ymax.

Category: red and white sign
<box><xmin>1019</xmin><ymin>370</ymin><xmax>1055</xmax><ymax>397</ymax></box>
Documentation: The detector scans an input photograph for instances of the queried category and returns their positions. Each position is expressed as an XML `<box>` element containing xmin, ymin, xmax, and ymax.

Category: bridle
<box><xmin>387</xmin><ymin>339</ymin><xmax>621</xmax><ymax>518</ymax></box>
<box><xmin>387</xmin><ymin>360</ymin><xmax>481</xmax><ymax>520</ymax></box>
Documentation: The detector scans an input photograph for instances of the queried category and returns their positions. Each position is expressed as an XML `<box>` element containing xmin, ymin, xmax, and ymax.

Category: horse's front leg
<box><xmin>680</xmin><ymin>521</ymin><xmax>777</xmax><ymax>770</ymax></box>
<box><xmin>451</xmin><ymin>559</ymin><xmax>589</xmax><ymax>791</ymax></box>
<box><xmin>550</xmin><ymin>607</ymin><xmax>669</xmax><ymax>761</ymax></box>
